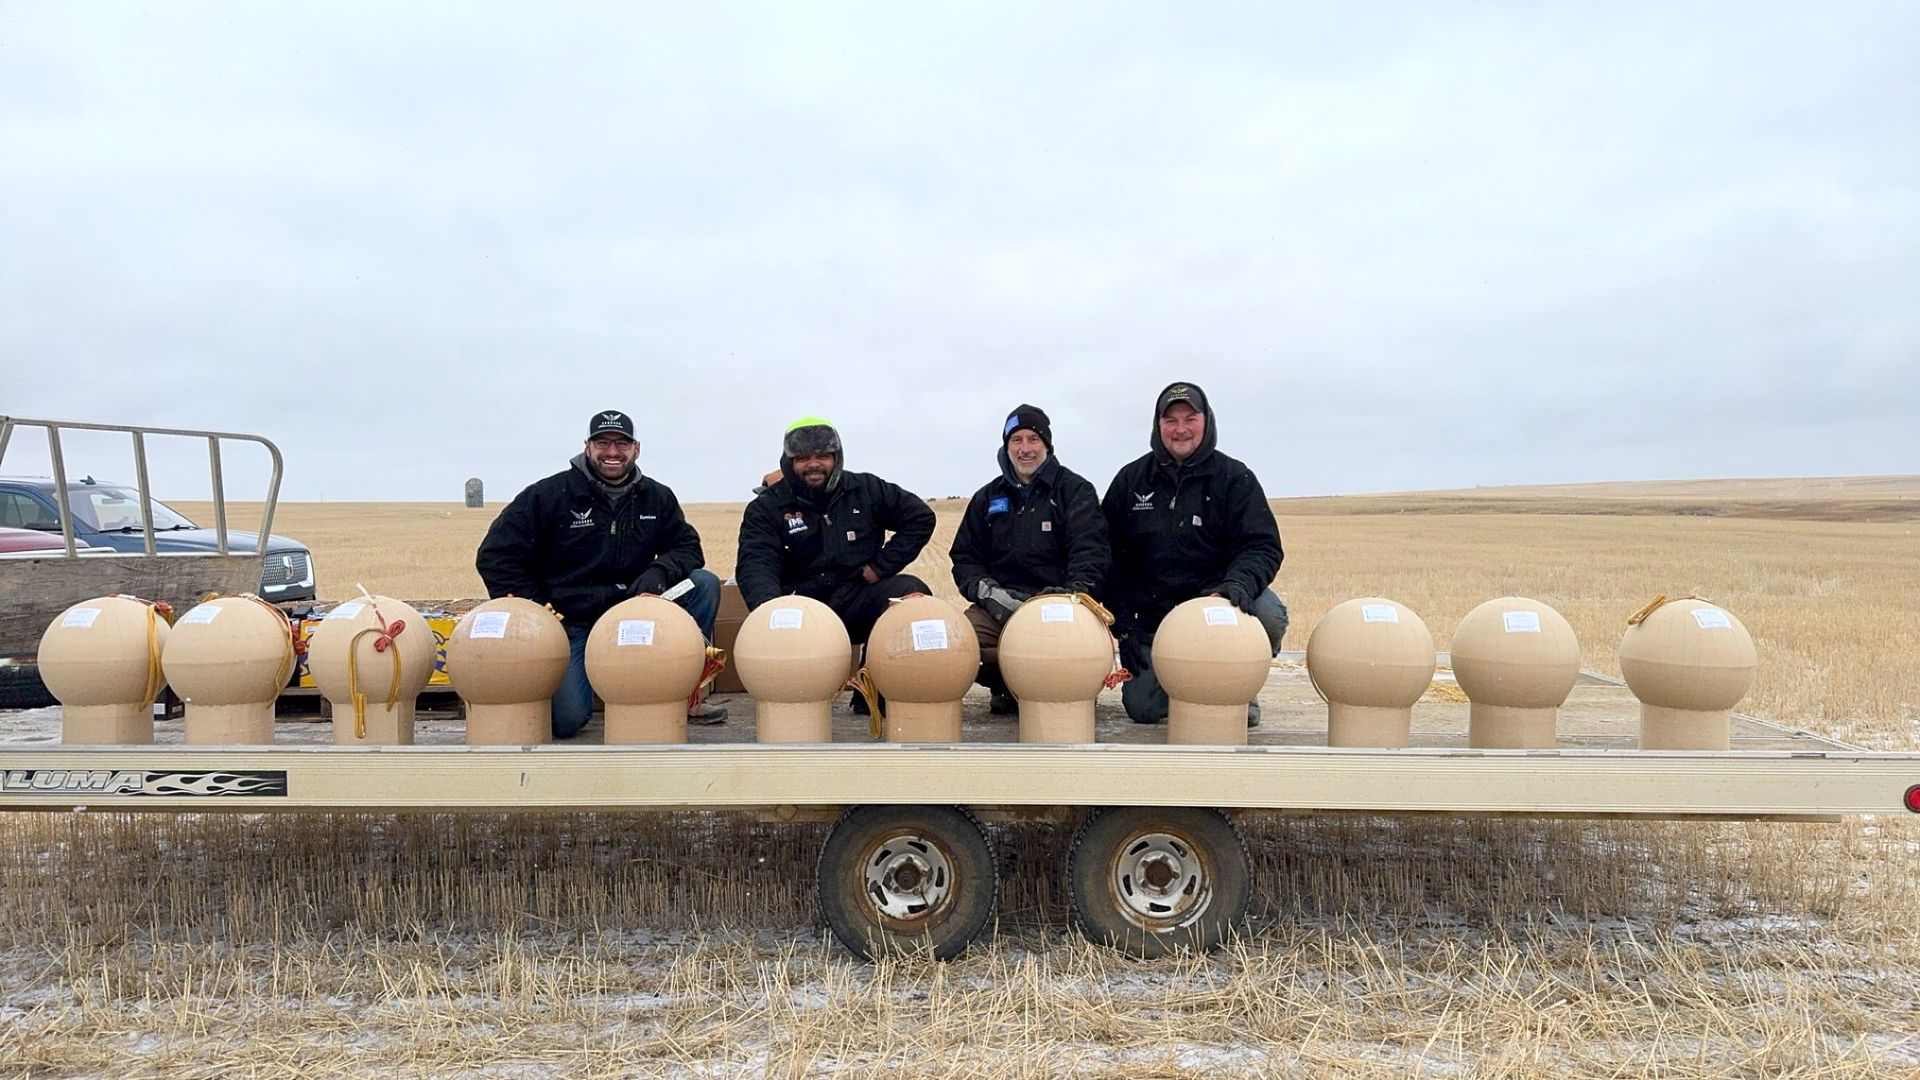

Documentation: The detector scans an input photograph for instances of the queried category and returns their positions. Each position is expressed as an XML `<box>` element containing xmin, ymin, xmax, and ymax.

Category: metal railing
<box><xmin>0</xmin><ymin>416</ymin><xmax>284</xmax><ymax>558</ymax></box>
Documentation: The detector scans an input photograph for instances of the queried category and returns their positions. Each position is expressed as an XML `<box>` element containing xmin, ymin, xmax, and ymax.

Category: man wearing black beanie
<box><xmin>949</xmin><ymin>403</ymin><xmax>1111</xmax><ymax>714</ymax></box>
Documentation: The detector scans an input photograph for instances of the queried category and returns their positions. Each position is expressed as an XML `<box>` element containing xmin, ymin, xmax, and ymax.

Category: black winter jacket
<box><xmin>950</xmin><ymin>453</ymin><xmax>1109</xmax><ymax>599</ymax></box>
<box><xmin>735</xmin><ymin>470</ymin><xmax>936</xmax><ymax>611</ymax></box>
<box><xmin>1100</xmin><ymin>383</ymin><xmax>1283</xmax><ymax>633</ymax></box>
<box><xmin>475</xmin><ymin>458</ymin><xmax>705</xmax><ymax>626</ymax></box>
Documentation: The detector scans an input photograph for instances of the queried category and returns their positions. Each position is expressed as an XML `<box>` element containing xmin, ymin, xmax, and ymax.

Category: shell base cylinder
<box><xmin>1018</xmin><ymin>700</ymin><xmax>1095</xmax><ymax>744</ymax></box>
<box><xmin>1468</xmin><ymin>703</ymin><xmax>1556</xmax><ymax>749</ymax></box>
<box><xmin>62</xmin><ymin>703</ymin><xmax>155</xmax><ymax>745</ymax></box>
<box><xmin>184</xmin><ymin>702</ymin><xmax>277</xmax><ymax>745</ymax></box>
<box><xmin>756</xmin><ymin>700</ymin><xmax>833</xmax><ymax>743</ymax></box>
<box><xmin>337</xmin><ymin>701</ymin><xmax>418</xmax><ymax>746</ymax></box>
<box><xmin>605</xmin><ymin>702</ymin><xmax>687</xmax><ymax>745</ymax></box>
<box><xmin>1639</xmin><ymin>704</ymin><xmax>1731</xmax><ymax>751</ymax></box>
<box><xmin>466</xmin><ymin>702</ymin><xmax>552</xmax><ymax>746</ymax></box>
<box><xmin>884</xmin><ymin>701</ymin><xmax>962</xmax><ymax>743</ymax></box>
<box><xmin>1167</xmin><ymin>702</ymin><xmax>1248</xmax><ymax>746</ymax></box>
<box><xmin>1327</xmin><ymin>703</ymin><xmax>1412</xmax><ymax>749</ymax></box>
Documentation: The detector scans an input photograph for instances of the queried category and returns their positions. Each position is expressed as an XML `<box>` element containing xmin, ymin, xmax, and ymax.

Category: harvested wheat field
<box><xmin>6</xmin><ymin>478</ymin><xmax>1919</xmax><ymax>1077</ymax></box>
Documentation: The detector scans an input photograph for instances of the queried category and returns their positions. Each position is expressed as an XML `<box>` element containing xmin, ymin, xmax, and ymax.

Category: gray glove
<box><xmin>974</xmin><ymin>578</ymin><xmax>1027</xmax><ymax>622</ymax></box>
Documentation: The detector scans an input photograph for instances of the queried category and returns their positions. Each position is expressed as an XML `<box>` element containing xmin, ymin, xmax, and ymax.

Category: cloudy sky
<box><xmin>3</xmin><ymin>3</ymin><xmax>1915</xmax><ymax>503</ymax></box>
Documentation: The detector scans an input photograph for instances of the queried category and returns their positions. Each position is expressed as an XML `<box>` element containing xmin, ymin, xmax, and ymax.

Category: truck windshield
<box><xmin>67</xmin><ymin>486</ymin><xmax>200</xmax><ymax>532</ymax></box>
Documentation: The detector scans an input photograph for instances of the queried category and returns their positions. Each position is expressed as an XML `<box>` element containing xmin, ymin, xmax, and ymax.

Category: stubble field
<box><xmin>3</xmin><ymin>478</ymin><xmax>1918</xmax><ymax>1076</ymax></box>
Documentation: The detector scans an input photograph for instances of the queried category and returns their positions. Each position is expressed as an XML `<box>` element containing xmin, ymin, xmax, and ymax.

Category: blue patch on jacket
<box><xmin>987</xmin><ymin>496</ymin><xmax>1010</xmax><ymax>515</ymax></box>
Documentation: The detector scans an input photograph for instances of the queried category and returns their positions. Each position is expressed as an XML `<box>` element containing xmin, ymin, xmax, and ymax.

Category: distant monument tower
<box><xmin>464</xmin><ymin>478</ymin><xmax>484</xmax><ymax>508</ymax></box>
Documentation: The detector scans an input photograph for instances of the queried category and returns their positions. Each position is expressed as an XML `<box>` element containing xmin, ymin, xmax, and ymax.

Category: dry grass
<box><xmin>13</xmin><ymin>480</ymin><xmax>1916</xmax><ymax>1076</ymax></box>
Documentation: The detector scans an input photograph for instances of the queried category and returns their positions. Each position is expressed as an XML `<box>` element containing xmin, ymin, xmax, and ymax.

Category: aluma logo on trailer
<box><xmin>0</xmin><ymin>769</ymin><xmax>289</xmax><ymax>796</ymax></box>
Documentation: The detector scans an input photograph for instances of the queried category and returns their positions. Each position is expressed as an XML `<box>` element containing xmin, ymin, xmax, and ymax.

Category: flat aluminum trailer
<box><xmin>6</xmin><ymin>658</ymin><xmax>1917</xmax><ymax>959</ymax></box>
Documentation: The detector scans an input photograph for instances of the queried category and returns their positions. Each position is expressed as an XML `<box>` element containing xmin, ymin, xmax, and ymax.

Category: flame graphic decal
<box><xmin>134</xmin><ymin>771</ymin><xmax>289</xmax><ymax>797</ymax></box>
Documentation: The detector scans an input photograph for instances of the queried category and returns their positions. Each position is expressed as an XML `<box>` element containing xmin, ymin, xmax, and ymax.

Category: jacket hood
<box><xmin>1148</xmin><ymin>380</ymin><xmax>1218</xmax><ymax>468</ymax></box>
<box><xmin>571</xmin><ymin>452</ymin><xmax>639</xmax><ymax>489</ymax></box>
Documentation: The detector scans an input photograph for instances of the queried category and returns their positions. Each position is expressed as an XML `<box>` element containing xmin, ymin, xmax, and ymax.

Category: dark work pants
<box><xmin>829</xmin><ymin>574</ymin><xmax>932</xmax><ymax>648</ymax></box>
<box><xmin>1119</xmin><ymin>589</ymin><xmax>1289</xmax><ymax>724</ymax></box>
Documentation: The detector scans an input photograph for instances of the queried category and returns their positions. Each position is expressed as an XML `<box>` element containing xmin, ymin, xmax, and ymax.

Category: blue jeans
<box><xmin>1119</xmin><ymin>589</ymin><xmax>1289</xmax><ymax>724</ymax></box>
<box><xmin>552</xmin><ymin>568</ymin><xmax>722</xmax><ymax>739</ymax></box>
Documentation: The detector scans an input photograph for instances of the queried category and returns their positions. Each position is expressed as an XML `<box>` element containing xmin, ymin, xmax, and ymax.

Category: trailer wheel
<box><xmin>1066</xmin><ymin>807</ymin><xmax>1251</xmax><ymax>958</ymax></box>
<box><xmin>817</xmin><ymin>805</ymin><xmax>997</xmax><ymax>961</ymax></box>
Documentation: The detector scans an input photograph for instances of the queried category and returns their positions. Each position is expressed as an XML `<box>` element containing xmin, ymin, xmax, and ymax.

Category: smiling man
<box><xmin>736</xmin><ymin>417</ymin><xmax>936</xmax><ymax>713</ymax></box>
<box><xmin>949</xmin><ymin>404</ymin><xmax>1110</xmax><ymax>714</ymax></box>
<box><xmin>476</xmin><ymin>409</ymin><xmax>724</xmax><ymax>738</ymax></box>
<box><xmin>1100</xmin><ymin>382</ymin><xmax>1288</xmax><ymax>727</ymax></box>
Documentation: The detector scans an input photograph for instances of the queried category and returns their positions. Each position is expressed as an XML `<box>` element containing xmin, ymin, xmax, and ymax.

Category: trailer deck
<box><xmin>4</xmin><ymin>653</ymin><xmax>1912</xmax><ymax>820</ymax></box>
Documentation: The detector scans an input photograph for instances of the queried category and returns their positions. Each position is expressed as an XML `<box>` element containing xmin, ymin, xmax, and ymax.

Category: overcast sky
<box><xmin>3</xmin><ymin>3</ymin><xmax>1915</xmax><ymax>503</ymax></box>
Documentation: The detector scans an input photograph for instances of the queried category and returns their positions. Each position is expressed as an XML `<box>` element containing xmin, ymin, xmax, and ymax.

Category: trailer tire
<box><xmin>816</xmin><ymin>805</ymin><xmax>997</xmax><ymax>961</ymax></box>
<box><xmin>1067</xmin><ymin>806</ymin><xmax>1251</xmax><ymax>958</ymax></box>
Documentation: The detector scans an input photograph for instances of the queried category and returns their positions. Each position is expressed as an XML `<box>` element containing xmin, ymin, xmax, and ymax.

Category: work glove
<box><xmin>974</xmin><ymin>578</ymin><xmax>1028</xmax><ymax>622</ymax></box>
<box><xmin>1209</xmin><ymin>582</ymin><xmax>1254</xmax><ymax>613</ymax></box>
<box><xmin>632</xmin><ymin>566</ymin><xmax>669</xmax><ymax>596</ymax></box>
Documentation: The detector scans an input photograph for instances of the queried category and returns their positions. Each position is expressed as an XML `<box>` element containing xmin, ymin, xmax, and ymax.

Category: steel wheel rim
<box><xmin>1107</xmin><ymin>829</ymin><xmax>1213</xmax><ymax>930</ymax></box>
<box><xmin>859</xmin><ymin>830</ymin><xmax>957</xmax><ymax>931</ymax></box>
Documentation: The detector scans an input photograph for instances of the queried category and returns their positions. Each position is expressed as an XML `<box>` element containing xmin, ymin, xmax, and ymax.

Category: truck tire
<box><xmin>1066</xmin><ymin>806</ymin><xmax>1251</xmax><ymax>958</ymax></box>
<box><xmin>0</xmin><ymin>664</ymin><xmax>56</xmax><ymax>710</ymax></box>
<box><xmin>816</xmin><ymin>805</ymin><xmax>997</xmax><ymax>961</ymax></box>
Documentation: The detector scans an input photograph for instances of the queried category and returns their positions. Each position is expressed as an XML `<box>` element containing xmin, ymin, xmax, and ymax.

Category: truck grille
<box><xmin>260</xmin><ymin>552</ymin><xmax>311</xmax><ymax>588</ymax></box>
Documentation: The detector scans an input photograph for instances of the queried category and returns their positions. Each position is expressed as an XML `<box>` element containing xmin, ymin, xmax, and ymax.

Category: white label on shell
<box><xmin>1203</xmin><ymin>605</ymin><xmax>1239</xmax><ymax>627</ymax></box>
<box><xmin>468</xmin><ymin>611</ymin><xmax>511</xmax><ymax>639</ymax></box>
<box><xmin>1692</xmin><ymin>607</ymin><xmax>1733</xmax><ymax>630</ymax></box>
<box><xmin>768</xmin><ymin>607</ymin><xmax>804</xmax><ymax>630</ymax></box>
<box><xmin>1361</xmin><ymin>604</ymin><xmax>1400</xmax><ymax>624</ymax></box>
<box><xmin>1502</xmin><ymin>610</ymin><xmax>1542</xmax><ymax>633</ymax></box>
<box><xmin>181</xmin><ymin>605</ymin><xmax>222</xmax><ymax>625</ymax></box>
<box><xmin>1040</xmin><ymin>603</ymin><xmax>1075</xmax><ymax>624</ymax></box>
<box><xmin>911</xmin><ymin>619</ymin><xmax>949</xmax><ymax>651</ymax></box>
<box><xmin>61</xmin><ymin>607</ymin><xmax>102</xmax><ymax>629</ymax></box>
<box><xmin>326</xmin><ymin>601</ymin><xmax>366</xmax><ymax>621</ymax></box>
<box><xmin>617</xmin><ymin>619</ymin><xmax>656</xmax><ymax>646</ymax></box>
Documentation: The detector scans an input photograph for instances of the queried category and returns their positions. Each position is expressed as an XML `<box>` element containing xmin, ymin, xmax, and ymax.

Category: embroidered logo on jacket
<box><xmin>570</xmin><ymin>510</ymin><xmax>594</xmax><ymax>529</ymax></box>
<box><xmin>1040</xmin><ymin>521</ymin><xmax>1053</xmax><ymax>532</ymax></box>
<box><xmin>987</xmin><ymin>497</ymin><xmax>1010</xmax><ymax>516</ymax></box>
<box><xmin>784</xmin><ymin>512</ymin><xmax>808</xmax><ymax>534</ymax></box>
<box><xmin>1131</xmin><ymin>492</ymin><xmax>1155</xmax><ymax>511</ymax></box>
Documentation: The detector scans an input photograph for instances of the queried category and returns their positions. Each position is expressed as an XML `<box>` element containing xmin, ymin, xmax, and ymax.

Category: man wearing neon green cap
<box><xmin>736</xmin><ymin>418</ymin><xmax>937</xmax><ymax>706</ymax></box>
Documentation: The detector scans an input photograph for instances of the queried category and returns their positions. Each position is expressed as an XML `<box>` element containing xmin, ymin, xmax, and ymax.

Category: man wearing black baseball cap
<box><xmin>477</xmin><ymin>408</ymin><xmax>725</xmax><ymax>738</ymax></box>
<box><xmin>949</xmin><ymin>404</ymin><xmax>1110</xmax><ymax>714</ymax></box>
<box><xmin>1100</xmin><ymin>382</ymin><xmax>1288</xmax><ymax>726</ymax></box>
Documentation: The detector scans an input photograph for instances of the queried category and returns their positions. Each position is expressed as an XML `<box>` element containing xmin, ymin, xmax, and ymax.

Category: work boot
<box><xmin>989</xmin><ymin>689</ymin><xmax>1017</xmax><ymax>716</ymax></box>
<box><xmin>1247</xmin><ymin>700</ymin><xmax>1262</xmax><ymax>728</ymax></box>
<box><xmin>687</xmin><ymin>694</ymin><xmax>728</xmax><ymax>725</ymax></box>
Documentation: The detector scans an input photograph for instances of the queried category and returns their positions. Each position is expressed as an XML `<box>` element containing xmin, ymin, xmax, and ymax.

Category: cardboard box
<box><xmin>711</xmin><ymin>581</ymin><xmax>751</xmax><ymax>693</ymax></box>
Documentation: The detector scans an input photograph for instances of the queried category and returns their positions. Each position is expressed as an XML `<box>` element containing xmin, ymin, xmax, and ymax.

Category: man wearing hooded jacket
<box><xmin>950</xmin><ymin>404</ymin><xmax>1110</xmax><ymax>714</ymax></box>
<box><xmin>736</xmin><ymin>417</ymin><xmax>937</xmax><ymax>661</ymax></box>
<box><xmin>476</xmin><ymin>409</ymin><xmax>724</xmax><ymax>739</ymax></box>
<box><xmin>1101</xmin><ymin>382</ymin><xmax>1288</xmax><ymax>725</ymax></box>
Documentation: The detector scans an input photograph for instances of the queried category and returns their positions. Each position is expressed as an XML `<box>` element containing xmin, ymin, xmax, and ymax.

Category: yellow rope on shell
<box><xmin>142</xmin><ymin>603</ymin><xmax>166</xmax><ymax>706</ymax></box>
<box><xmin>232</xmin><ymin>593</ymin><xmax>300</xmax><ymax>688</ymax></box>
<box><xmin>345</xmin><ymin>624</ymin><xmax>405</xmax><ymax>740</ymax></box>
<box><xmin>1627</xmin><ymin>593</ymin><xmax>1708</xmax><ymax>626</ymax></box>
<box><xmin>849</xmin><ymin>667</ymin><xmax>885</xmax><ymax>739</ymax></box>
<box><xmin>690</xmin><ymin>646</ymin><xmax>728</xmax><ymax>709</ymax></box>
